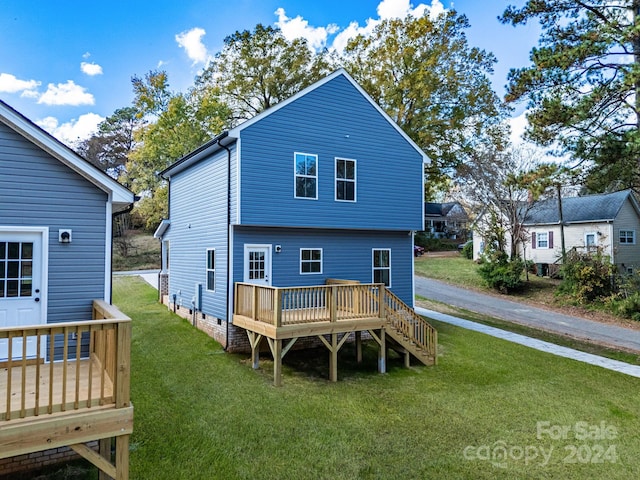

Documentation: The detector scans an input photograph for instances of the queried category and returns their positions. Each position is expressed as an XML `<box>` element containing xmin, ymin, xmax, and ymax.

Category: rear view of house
<box><xmin>156</xmin><ymin>69</ymin><xmax>437</xmax><ymax>384</ymax></box>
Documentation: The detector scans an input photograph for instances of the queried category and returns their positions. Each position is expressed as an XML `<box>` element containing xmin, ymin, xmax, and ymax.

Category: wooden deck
<box><xmin>0</xmin><ymin>301</ymin><xmax>133</xmax><ymax>480</ymax></box>
<box><xmin>233</xmin><ymin>281</ymin><xmax>437</xmax><ymax>386</ymax></box>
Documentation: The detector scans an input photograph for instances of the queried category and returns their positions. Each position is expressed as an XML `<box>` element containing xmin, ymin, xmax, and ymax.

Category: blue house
<box><xmin>156</xmin><ymin>69</ymin><xmax>436</xmax><ymax>384</ymax></box>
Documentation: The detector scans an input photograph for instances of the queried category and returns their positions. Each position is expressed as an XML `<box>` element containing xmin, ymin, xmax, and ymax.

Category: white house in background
<box><xmin>473</xmin><ymin>190</ymin><xmax>640</xmax><ymax>274</ymax></box>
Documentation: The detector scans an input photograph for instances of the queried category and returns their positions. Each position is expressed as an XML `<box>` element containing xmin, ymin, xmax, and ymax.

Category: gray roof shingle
<box><xmin>523</xmin><ymin>190</ymin><xmax>634</xmax><ymax>225</ymax></box>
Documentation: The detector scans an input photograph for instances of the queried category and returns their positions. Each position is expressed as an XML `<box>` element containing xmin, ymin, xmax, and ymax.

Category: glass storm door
<box><xmin>0</xmin><ymin>231</ymin><xmax>44</xmax><ymax>361</ymax></box>
<box><xmin>243</xmin><ymin>245</ymin><xmax>272</xmax><ymax>286</ymax></box>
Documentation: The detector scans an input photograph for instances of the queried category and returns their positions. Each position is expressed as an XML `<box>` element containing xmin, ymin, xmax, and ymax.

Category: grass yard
<box><xmin>112</xmin><ymin>276</ymin><xmax>639</xmax><ymax>479</ymax></box>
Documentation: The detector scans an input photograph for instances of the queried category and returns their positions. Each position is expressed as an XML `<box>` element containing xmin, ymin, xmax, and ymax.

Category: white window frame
<box><xmin>300</xmin><ymin>248</ymin><xmax>323</xmax><ymax>275</ymax></box>
<box><xmin>294</xmin><ymin>152</ymin><xmax>318</xmax><ymax>200</ymax></box>
<box><xmin>536</xmin><ymin>232</ymin><xmax>549</xmax><ymax>249</ymax></box>
<box><xmin>372</xmin><ymin>248</ymin><xmax>391</xmax><ymax>287</ymax></box>
<box><xmin>620</xmin><ymin>230</ymin><xmax>636</xmax><ymax>245</ymax></box>
<box><xmin>335</xmin><ymin>157</ymin><xmax>356</xmax><ymax>202</ymax></box>
<box><xmin>585</xmin><ymin>232</ymin><xmax>597</xmax><ymax>250</ymax></box>
<box><xmin>206</xmin><ymin>248</ymin><xmax>215</xmax><ymax>292</ymax></box>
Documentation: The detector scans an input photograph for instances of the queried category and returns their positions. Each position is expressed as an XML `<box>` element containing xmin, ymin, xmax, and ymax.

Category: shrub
<box><xmin>461</xmin><ymin>241</ymin><xmax>473</xmax><ymax>259</ymax></box>
<box><xmin>557</xmin><ymin>250</ymin><xmax>615</xmax><ymax>304</ymax></box>
<box><xmin>611</xmin><ymin>292</ymin><xmax>640</xmax><ymax>321</ymax></box>
<box><xmin>478</xmin><ymin>250</ymin><xmax>525</xmax><ymax>293</ymax></box>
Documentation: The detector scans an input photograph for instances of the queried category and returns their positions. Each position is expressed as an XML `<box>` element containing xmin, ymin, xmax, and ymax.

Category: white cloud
<box><xmin>175</xmin><ymin>27</ymin><xmax>208</xmax><ymax>64</ymax></box>
<box><xmin>274</xmin><ymin>0</ymin><xmax>444</xmax><ymax>55</ymax></box>
<box><xmin>38</xmin><ymin>80</ymin><xmax>94</xmax><ymax>106</ymax></box>
<box><xmin>36</xmin><ymin>113</ymin><xmax>104</xmax><ymax>145</ymax></box>
<box><xmin>82</xmin><ymin>52</ymin><xmax>91</xmax><ymax>59</ymax></box>
<box><xmin>274</xmin><ymin>8</ymin><xmax>339</xmax><ymax>51</ymax></box>
<box><xmin>509</xmin><ymin>111</ymin><xmax>529</xmax><ymax>146</ymax></box>
<box><xmin>80</xmin><ymin>62</ymin><xmax>103</xmax><ymax>76</ymax></box>
<box><xmin>0</xmin><ymin>73</ymin><xmax>40</xmax><ymax>95</ymax></box>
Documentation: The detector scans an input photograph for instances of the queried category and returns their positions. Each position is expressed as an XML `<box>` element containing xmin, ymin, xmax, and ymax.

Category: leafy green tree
<box><xmin>76</xmin><ymin>107</ymin><xmax>140</xmax><ymax>184</ymax></box>
<box><xmin>341</xmin><ymin>10</ymin><xmax>509</xmax><ymax>198</ymax></box>
<box><xmin>126</xmin><ymin>71</ymin><xmax>230</xmax><ymax>230</ymax></box>
<box><xmin>501</xmin><ymin>1</ymin><xmax>640</xmax><ymax>191</ymax></box>
<box><xmin>196</xmin><ymin>24</ymin><xmax>332</xmax><ymax>124</ymax></box>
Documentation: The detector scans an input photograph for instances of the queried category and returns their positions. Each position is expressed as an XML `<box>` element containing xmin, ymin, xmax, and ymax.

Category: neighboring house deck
<box><xmin>0</xmin><ymin>99</ymin><xmax>134</xmax><ymax>477</ymax></box>
<box><xmin>0</xmin><ymin>301</ymin><xmax>132</xmax><ymax>479</ymax></box>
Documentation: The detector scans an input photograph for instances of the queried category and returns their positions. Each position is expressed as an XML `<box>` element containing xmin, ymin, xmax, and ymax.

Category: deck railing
<box><xmin>234</xmin><ymin>283</ymin><xmax>385</xmax><ymax>326</ymax></box>
<box><xmin>0</xmin><ymin>300</ymin><xmax>131</xmax><ymax>422</ymax></box>
<box><xmin>383</xmin><ymin>289</ymin><xmax>437</xmax><ymax>361</ymax></box>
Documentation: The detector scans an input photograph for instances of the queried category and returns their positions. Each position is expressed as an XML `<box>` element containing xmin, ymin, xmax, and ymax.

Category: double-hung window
<box><xmin>620</xmin><ymin>230</ymin><xmax>636</xmax><ymax>245</ymax></box>
<box><xmin>300</xmin><ymin>248</ymin><xmax>322</xmax><ymax>274</ymax></box>
<box><xmin>372</xmin><ymin>249</ymin><xmax>391</xmax><ymax>286</ymax></box>
<box><xmin>295</xmin><ymin>153</ymin><xmax>317</xmax><ymax>199</ymax></box>
<box><xmin>335</xmin><ymin>158</ymin><xmax>356</xmax><ymax>202</ymax></box>
<box><xmin>206</xmin><ymin>249</ymin><xmax>215</xmax><ymax>292</ymax></box>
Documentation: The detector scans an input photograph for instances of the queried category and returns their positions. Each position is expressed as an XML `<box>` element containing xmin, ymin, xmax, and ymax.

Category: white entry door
<box><xmin>243</xmin><ymin>245</ymin><xmax>272</xmax><ymax>286</ymax></box>
<box><xmin>0</xmin><ymin>230</ymin><xmax>45</xmax><ymax>361</ymax></box>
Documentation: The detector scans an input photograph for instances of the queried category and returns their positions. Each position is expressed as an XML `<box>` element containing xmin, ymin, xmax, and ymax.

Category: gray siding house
<box><xmin>0</xmin><ymin>99</ymin><xmax>133</xmax><ymax>360</ymax></box>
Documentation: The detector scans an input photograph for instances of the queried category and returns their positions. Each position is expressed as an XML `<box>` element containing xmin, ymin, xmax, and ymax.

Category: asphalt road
<box><xmin>415</xmin><ymin>276</ymin><xmax>640</xmax><ymax>353</ymax></box>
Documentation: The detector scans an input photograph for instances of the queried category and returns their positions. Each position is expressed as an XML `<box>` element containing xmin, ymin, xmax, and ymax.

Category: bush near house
<box><xmin>477</xmin><ymin>250</ymin><xmax>525</xmax><ymax>293</ymax></box>
<box><xmin>557</xmin><ymin>250</ymin><xmax>615</xmax><ymax>304</ymax></box>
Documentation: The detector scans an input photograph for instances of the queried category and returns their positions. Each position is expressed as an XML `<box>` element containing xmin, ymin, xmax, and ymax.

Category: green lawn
<box><xmin>112</xmin><ymin>276</ymin><xmax>639</xmax><ymax>479</ymax></box>
<box><xmin>414</xmin><ymin>254</ymin><xmax>482</xmax><ymax>288</ymax></box>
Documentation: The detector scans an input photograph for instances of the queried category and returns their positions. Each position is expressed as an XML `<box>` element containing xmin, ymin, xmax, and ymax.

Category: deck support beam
<box><xmin>368</xmin><ymin>329</ymin><xmax>386</xmax><ymax>374</ymax></box>
<box><xmin>318</xmin><ymin>332</ymin><xmax>351</xmax><ymax>382</ymax></box>
<box><xmin>355</xmin><ymin>331</ymin><xmax>362</xmax><ymax>364</ymax></box>
<box><xmin>246</xmin><ymin>331</ymin><xmax>263</xmax><ymax>370</ymax></box>
<box><xmin>266</xmin><ymin>338</ymin><xmax>282</xmax><ymax>387</ymax></box>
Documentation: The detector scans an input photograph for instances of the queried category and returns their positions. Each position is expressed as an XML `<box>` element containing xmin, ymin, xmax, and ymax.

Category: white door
<box><xmin>243</xmin><ymin>245</ymin><xmax>272</xmax><ymax>286</ymax></box>
<box><xmin>0</xmin><ymin>231</ymin><xmax>45</xmax><ymax>361</ymax></box>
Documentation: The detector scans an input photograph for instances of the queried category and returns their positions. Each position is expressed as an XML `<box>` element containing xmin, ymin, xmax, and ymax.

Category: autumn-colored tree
<box><xmin>342</xmin><ymin>10</ymin><xmax>509</xmax><ymax>198</ymax></box>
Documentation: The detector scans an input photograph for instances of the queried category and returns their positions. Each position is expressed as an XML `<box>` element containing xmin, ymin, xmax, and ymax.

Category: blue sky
<box><xmin>0</xmin><ymin>0</ymin><xmax>540</xmax><ymax>145</ymax></box>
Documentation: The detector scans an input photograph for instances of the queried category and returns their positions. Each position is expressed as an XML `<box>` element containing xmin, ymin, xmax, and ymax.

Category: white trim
<box><xmin>536</xmin><ymin>232</ymin><xmax>549</xmax><ymax>249</ymax></box>
<box><xmin>104</xmin><ymin>200</ymin><xmax>112</xmax><ymax>301</ymax></box>
<box><xmin>236</xmin><ymin>139</ymin><xmax>242</xmax><ymax>225</ymax></box>
<box><xmin>206</xmin><ymin>248</ymin><xmax>216</xmax><ymax>292</ymax></box>
<box><xmin>334</xmin><ymin>157</ymin><xmax>357</xmax><ymax>202</ymax></box>
<box><xmin>294</xmin><ymin>152</ymin><xmax>318</xmax><ymax>200</ymax></box>
<box><xmin>372</xmin><ymin>248</ymin><xmax>392</xmax><ymax>287</ymax></box>
<box><xmin>299</xmin><ymin>248</ymin><xmax>323</xmax><ymax>275</ymax></box>
<box><xmin>154</xmin><ymin>219</ymin><xmax>170</xmax><ymax>239</ymax></box>
<box><xmin>410</xmin><ymin>231</ymin><xmax>416</xmax><ymax>309</ymax></box>
<box><xmin>0</xmin><ymin>100</ymin><xmax>133</xmax><ymax>210</ymax></box>
<box><xmin>0</xmin><ymin>226</ymin><xmax>48</xmax><ymax>326</ymax></box>
<box><xmin>227</xmin><ymin>226</ymin><xmax>234</xmax><ymax>323</ymax></box>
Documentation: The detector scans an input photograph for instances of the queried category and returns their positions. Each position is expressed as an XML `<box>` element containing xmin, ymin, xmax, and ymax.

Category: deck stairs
<box><xmin>382</xmin><ymin>290</ymin><xmax>437</xmax><ymax>366</ymax></box>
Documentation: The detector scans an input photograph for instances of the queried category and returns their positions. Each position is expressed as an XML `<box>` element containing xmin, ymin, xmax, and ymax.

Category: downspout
<box><xmin>216</xmin><ymin>135</ymin><xmax>232</xmax><ymax>351</ymax></box>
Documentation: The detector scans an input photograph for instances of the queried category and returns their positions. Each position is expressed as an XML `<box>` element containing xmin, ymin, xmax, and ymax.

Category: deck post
<box><xmin>378</xmin><ymin>328</ymin><xmax>386</xmax><ymax>374</ymax></box>
<box><xmin>115</xmin><ymin>321</ymin><xmax>131</xmax><ymax>409</ymax></box>
<box><xmin>329</xmin><ymin>333</ymin><xmax>338</xmax><ymax>382</ymax></box>
<box><xmin>329</xmin><ymin>286</ymin><xmax>337</xmax><ymax>323</ymax></box>
<box><xmin>273</xmin><ymin>288</ymin><xmax>282</xmax><ymax>327</ymax></box>
<box><xmin>98</xmin><ymin>439</ymin><xmax>111</xmax><ymax>480</ymax></box>
<box><xmin>116</xmin><ymin>434</ymin><xmax>130</xmax><ymax>480</ymax></box>
<box><xmin>355</xmin><ymin>331</ymin><xmax>362</xmax><ymax>364</ymax></box>
<box><xmin>273</xmin><ymin>339</ymin><xmax>282</xmax><ymax>387</ymax></box>
<box><xmin>252</xmin><ymin>285</ymin><xmax>258</xmax><ymax>320</ymax></box>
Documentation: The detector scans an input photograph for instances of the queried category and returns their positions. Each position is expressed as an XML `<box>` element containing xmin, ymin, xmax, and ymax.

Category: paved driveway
<box><xmin>415</xmin><ymin>276</ymin><xmax>640</xmax><ymax>353</ymax></box>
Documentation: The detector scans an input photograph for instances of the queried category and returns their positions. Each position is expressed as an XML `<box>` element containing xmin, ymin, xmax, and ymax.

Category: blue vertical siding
<box><xmin>238</xmin><ymin>74</ymin><xmax>423</xmax><ymax>231</ymax></box>
<box><xmin>164</xmin><ymin>144</ymin><xmax>236</xmax><ymax>319</ymax></box>
<box><xmin>233</xmin><ymin>227</ymin><xmax>414</xmax><ymax>307</ymax></box>
<box><xmin>0</xmin><ymin>122</ymin><xmax>108</xmax><ymax>323</ymax></box>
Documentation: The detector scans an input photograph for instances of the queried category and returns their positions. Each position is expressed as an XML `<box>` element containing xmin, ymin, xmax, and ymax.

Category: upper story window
<box><xmin>372</xmin><ymin>249</ymin><xmax>391</xmax><ymax>287</ymax></box>
<box><xmin>295</xmin><ymin>153</ymin><xmax>317</xmax><ymax>199</ymax></box>
<box><xmin>206</xmin><ymin>249</ymin><xmax>215</xmax><ymax>292</ymax></box>
<box><xmin>335</xmin><ymin>158</ymin><xmax>356</xmax><ymax>202</ymax></box>
<box><xmin>620</xmin><ymin>230</ymin><xmax>636</xmax><ymax>245</ymax></box>
<box><xmin>300</xmin><ymin>248</ymin><xmax>322</xmax><ymax>274</ymax></box>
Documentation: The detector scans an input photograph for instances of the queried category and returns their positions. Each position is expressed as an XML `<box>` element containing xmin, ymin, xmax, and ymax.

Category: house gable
<box><xmin>236</xmin><ymin>71</ymin><xmax>425</xmax><ymax>230</ymax></box>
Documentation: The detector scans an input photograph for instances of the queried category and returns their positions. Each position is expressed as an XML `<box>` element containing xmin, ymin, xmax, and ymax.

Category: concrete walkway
<box><xmin>416</xmin><ymin>307</ymin><xmax>640</xmax><ymax>379</ymax></box>
<box><xmin>113</xmin><ymin>269</ymin><xmax>159</xmax><ymax>289</ymax></box>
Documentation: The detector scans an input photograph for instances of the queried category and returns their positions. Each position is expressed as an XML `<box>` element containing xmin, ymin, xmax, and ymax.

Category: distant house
<box><xmin>0</xmin><ymin>100</ymin><xmax>134</xmax><ymax>478</ymax></box>
<box><xmin>424</xmin><ymin>201</ymin><xmax>469</xmax><ymax>240</ymax></box>
<box><xmin>155</xmin><ymin>69</ymin><xmax>437</xmax><ymax>384</ymax></box>
<box><xmin>472</xmin><ymin>190</ymin><xmax>640</xmax><ymax>274</ymax></box>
